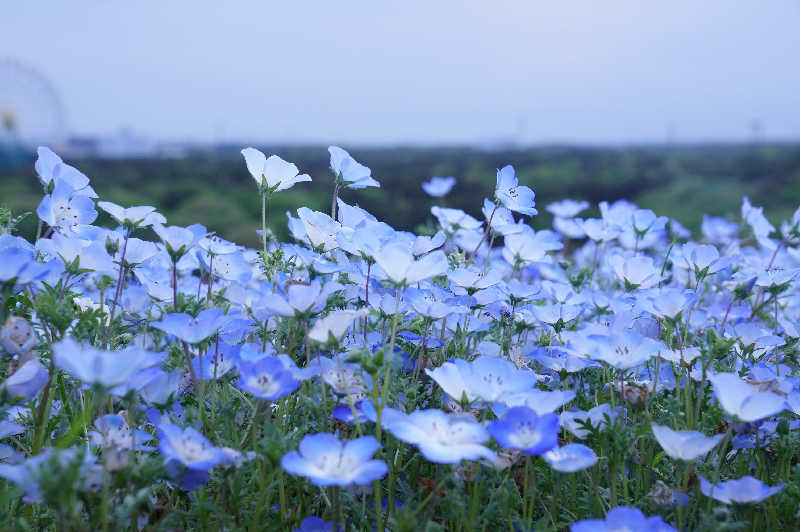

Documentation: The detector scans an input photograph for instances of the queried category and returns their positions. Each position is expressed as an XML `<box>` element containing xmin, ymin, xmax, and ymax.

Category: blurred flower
<box><xmin>571</xmin><ymin>506</ymin><xmax>677</xmax><ymax>532</ymax></box>
<box><xmin>699</xmin><ymin>475</ymin><xmax>784</xmax><ymax>504</ymax></box>
<box><xmin>650</xmin><ymin>423</ymin><xmax>723</xmax><ymax>461</ymax></box>
<box><xmin>422</xmin><ymin>176</ymin><xmax>456</xmax><ymax>197</ymax></box>
<box><xmin>543</xmin><ymin>443</ymin><xmax>598</xmax><ymax>472</ymax></box>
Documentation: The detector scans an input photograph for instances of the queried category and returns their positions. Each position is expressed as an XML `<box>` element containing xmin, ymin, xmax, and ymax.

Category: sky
<box><xmin>2</xmin><ymin>1</ymin><xmax>800</xmax><ymax>146</ymax></box>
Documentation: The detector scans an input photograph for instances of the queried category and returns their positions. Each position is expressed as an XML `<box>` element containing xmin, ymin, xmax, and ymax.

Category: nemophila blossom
<box><xmin>151</xmin><ymin>308</ymin><xmax>231</xmax><ymax>344</ymax></box>
<box><xmin>97</xmin><ymin>201</ymin><xmax>165</xmax><ymax>229</ymax></box>
<box><xmin>608</xmin><ymin>253</ymin><xmax>660</xmax><ymax>290</ymax></box>
<box><xmin>2</xmin><ymin>360</ymin><xmax>49</xmax><ymax>400</ymax></box>
<box><xmin>158</xmin><ymin>424</ymin><xmax>226</xmax><ymax>490</ymax></box>
<box><xmin>373</xmin><ymin>243</ymin><xmax>448</xmax><ymax>286</ymax></box>
<box><xmin>708</xmin><ymin>372</ymin><xmax>786</xmax><ymax>422</ymax></box>
<box><xmin>547</xmin><ymin>199</ymin><xmax>589</xmax><ymax>218</ymax></box>
<box><xmin>448</xmin><ymin>265</ymin><xmax>504</xmax><ymax>292</ymax></box>
<box><xmin>37</xmin><ymin>178</ymin><xmax>98</xmax><ymax>232</ymax></box>
<box><xmin>308</xmin><ymin>309</ymin><xmax>366</xmax><ymax>344</ymax></box>
<box><xmin>425</xmin><ymin>356</ymin><xmax>537</xmax><ymax>404</ymax></box>
<box><xmin>35</xmin><ymin>147</ymin><xmax>96</xmax><ymax>195</ymax></box>
<box><xmin>571</xmin><ymin>506</ymin><xmax>677</xmax><ymax>532</ymax></box>
<box><xmin>0</xmin><ymin>448</ymin><xmax>96</xmax><ymax>503</ymax></box>
<box><xmin>492</xmin><ymin>389</ymin><xmax>575</xmax><ymax>417</ymax></box>
<box><xmin>328</xmin><ymin>146</ymin><xmax>380</xmax><ymax>189</ymax></box>
<box><xmin>281</xmin><ymin>433</ymin><xmax>387</xmax><ymax>486</ymax></box>
<box><xmin>383</xmin><ymin>409</ymin><xmax>495</xmax><ymax>464</ymax></box>
<box><xmin>422</xmin><ymin>176</ymin><xmax>456</xmax><ymax>197</ymax></box>
<box><xmin>699</xmin><ymin>475</ymin><xmax>784</xmax><ymax>504</ymax></box>
<box><xmin>677</xmin><ymin>242</ymin><xmax>732</xmax><ymax>279</ymax></box>
<box><xmin>544</xmin><ymin>443</ymin><xmax>598</xmax><ymax>473</ymax></box>
<box><xmin>120</xmin><ymin>366</ymin><xmax>186</xmax><ymax>405</ymax></box>
<box><xmin>495</xmin><ymin>165</ymin><xmax>537</xmax><ymax>216</ymax></box>
<box><xmin>588</xmin><ymin>329</ymin><xmax>664</xmax><ymax>371</ymax></box>
<box><xmin>257</xmin><ymin>279</ymin><xmax>343</xmax><ymax>317</ymax></box>
<box><xmin>502</xmin><ymin>227</ymin><xmax>562</xmax><ymax>266</ymax></box>
<box><xmin>1</xmin><ymin>315</ymin><xmax>37</xmax><ymax>360</ymax></box>
<box><xmin>236</xmin><ymin>356</ymin><xmax>299</xmax><ymax>401</ymax></box>
<box><xmin>296</xmin><ymin>207</ymin><xmax>344</xmax><ymax>251</ymax></box>
<box><xmin>241</xmin><ymin>147</ymin><xmax>311</xmax><ymax>192</ymax></box>
<box><xmin>294</xmin><ymin>517</ymin><xmax>342</xmax><ymax>532</ymax></box>
<box><xmin>88</xmin><ymin>414</ymin><xmax>153</xmax><ymax>451</ymax></box>
<box><xmin>651</xmin><ymin>424</ymin><xmax>723</xmax><ymax>461</ymax></box>
<box><xmin>52</xmin><ymin>338</ymin><xmax>162</xmax><ymax>388</ymax></box>
<box><xmin>430</xmin><ymin>206</ymin><xmax>483</xmax><ymax>233</ymax></box>
<box><xmin>154</xmin><ymin>223</ymin><xmax>205</xmax><ymax>260</ymax></box>
<box><xmin>488</xmin><ymin>407</ymin><xmax>559</xmax><ymax>455</ymax></box>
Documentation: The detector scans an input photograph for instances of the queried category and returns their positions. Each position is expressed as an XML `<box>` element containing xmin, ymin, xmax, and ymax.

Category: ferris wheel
<box><xmin>0</xmin><ymin>59</ymin><xmax>67</xmax><ymax>149</ymax></box>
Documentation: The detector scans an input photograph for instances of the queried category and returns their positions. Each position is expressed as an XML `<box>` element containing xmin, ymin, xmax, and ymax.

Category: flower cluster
<box><xmin>0</xmin><ymin>147</ymin><xmax>798</xmax><ymax>531</ymax></box>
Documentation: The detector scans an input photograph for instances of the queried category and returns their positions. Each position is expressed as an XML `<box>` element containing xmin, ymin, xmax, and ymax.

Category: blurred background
<box><xmin>1</xmin><ymin>1</ymin><xmax>799</xmax><ymax>246</ymax></box>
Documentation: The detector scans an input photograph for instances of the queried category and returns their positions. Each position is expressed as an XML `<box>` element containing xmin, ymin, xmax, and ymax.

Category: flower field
<box><xmin>1</xmin><ymin>145</ymin><xmax>800</xmax><ymax>531</ymax></box>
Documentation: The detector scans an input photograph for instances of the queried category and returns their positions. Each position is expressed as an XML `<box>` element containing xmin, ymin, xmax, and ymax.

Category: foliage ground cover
<box><xmin>1</xmin><ymin>145</ymin><xmax>800</xmax><ymax>530</ymax></box>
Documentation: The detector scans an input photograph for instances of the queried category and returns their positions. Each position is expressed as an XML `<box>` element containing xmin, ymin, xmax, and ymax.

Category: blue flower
<box><xmin>328</xmin><ymin>146</ymin><xmax>380</xmax><ymax>189</ymax></box>
<box><xmin>294</xmin><ymin>516</ymin><xmax>342</xmax><ymax>532</ymax></box>
<box><xmin>281</xmin><ymin>433</ymin><xmax>387</xmax><ymax>486</ymax></box>
<box><xmin>425</xmin><ymin>355</ymin><xmax>537</xmax><ymax>404</ymax></box>
<box><xmin>495</xmin><ymin>165</ymin><xmax>537</xmax><ymax>216</ymax></box>
<box><xmin>52</xmin><ymin>338</ymin><xmax>163</xmax><ymax>389</ymax></box>
<box><xmin>422</xmin><ymin>176</ymin><xmax>456</xmax><ymax>198</ymax></box>
<box><xmin>699</xmin><ymin>475</ymin><xmax>784</xmax><ymax>504</ymax></box>
<box><xmin>151</xmin><ymin>308</ymin><xmax>231</xmax><ymax>344</ymax></box>
<box><xmin>543</xmin><ymin>443</ymin><xmax>598</xmax><ymax>472</ymax></box>
<box><xmin>383</xmin><ymin>409</ymin><xmax>495</xmax><ymax>464</ymax></box>
<box><xmin>158</xmin><ymin>423</ymin><xmax>226</xmax><ymax>490</ymax></box>
<box><xmin>571</xmin><ymin>506</ymin><xmax>677</xmax><ymax>532</ymax></box>
<box><xmin>236</xmin><ymin>356</ymin><xmax>299</xmax><ymax>401</ymax></box>
<box><xmin>651</xmin><ymin>423</ymin><xmax>723</xmax><ymax>461</ymax></box>
<box><xmin>241</xmin><ymin>147</ymin><xmax>312</xmax><ymax>192</ymax></box>
<box><xmin>0</xmin><ymin>447</ymin><xmax>96</xmax><ymax>503</ymax></box>
<box><xmin>2</xmin><ymin>360</ymin><xmax>49</xmax><ymax>400</ymax></box>
<box><xmin>36</xmin><ymin>178</ymin><xmax>98</xmax><ymax>232</ymax></box>
<box><xmin>88</xmin><ymin>414</ymin><xmax>153</xmax><ymax>452</ymax></box>
<box><xmin>488</xmin><ymin>406</ymin><xmax>559</xmax><ymax>455</ymax></box>
<box><xmin>708</xmin><ymin>372</ymin><xmax>786</xmax><ymax>422</ymax></box>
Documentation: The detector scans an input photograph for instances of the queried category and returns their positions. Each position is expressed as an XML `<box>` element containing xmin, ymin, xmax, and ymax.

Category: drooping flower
<box><xmin>699</xmin><ymin>475</ymin><xmax>784</xmax><ymax>504</ymax></box>
<box><xmin>488</xmin><ymin>406</ymin><xmax>559</xmax><ymax>456</ymax></box>
<box><xmin>281</xmin><ymin>433</ymin><xmax>387</xmax><ymax>486</ymax></box>
<box><xmin>650</xmin><ymin>423</ymin><xmax>724</xmax><ymax>461</ymax></box>
<box><xmin>560</xmin><ymin>404</ymin><xmax>618</xmax><ymax>439</ymax></box>
<box><xmin>241</xmin><ymin>147</ymin><xmax>312</xmax><ymax>192</ymax></box>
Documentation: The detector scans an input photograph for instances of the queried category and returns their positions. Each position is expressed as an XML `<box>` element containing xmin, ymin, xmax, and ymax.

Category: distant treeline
<box><xmin>1</xmin><ymin>143</ymin><xmax>799</xmax><ymax>247</ymax></box>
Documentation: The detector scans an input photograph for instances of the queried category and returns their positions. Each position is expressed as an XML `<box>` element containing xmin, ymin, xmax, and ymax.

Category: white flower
<box><xmin>241</xmin><ymin>148</ymin><xmax>311</xmax><ymax>192</ymax></box>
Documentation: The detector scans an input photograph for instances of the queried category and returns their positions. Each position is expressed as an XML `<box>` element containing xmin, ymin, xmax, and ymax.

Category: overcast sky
<box><xmin>2</xmin><ymin>1</ymin><xmax>799</xmax><ymax>145</ymax></box>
